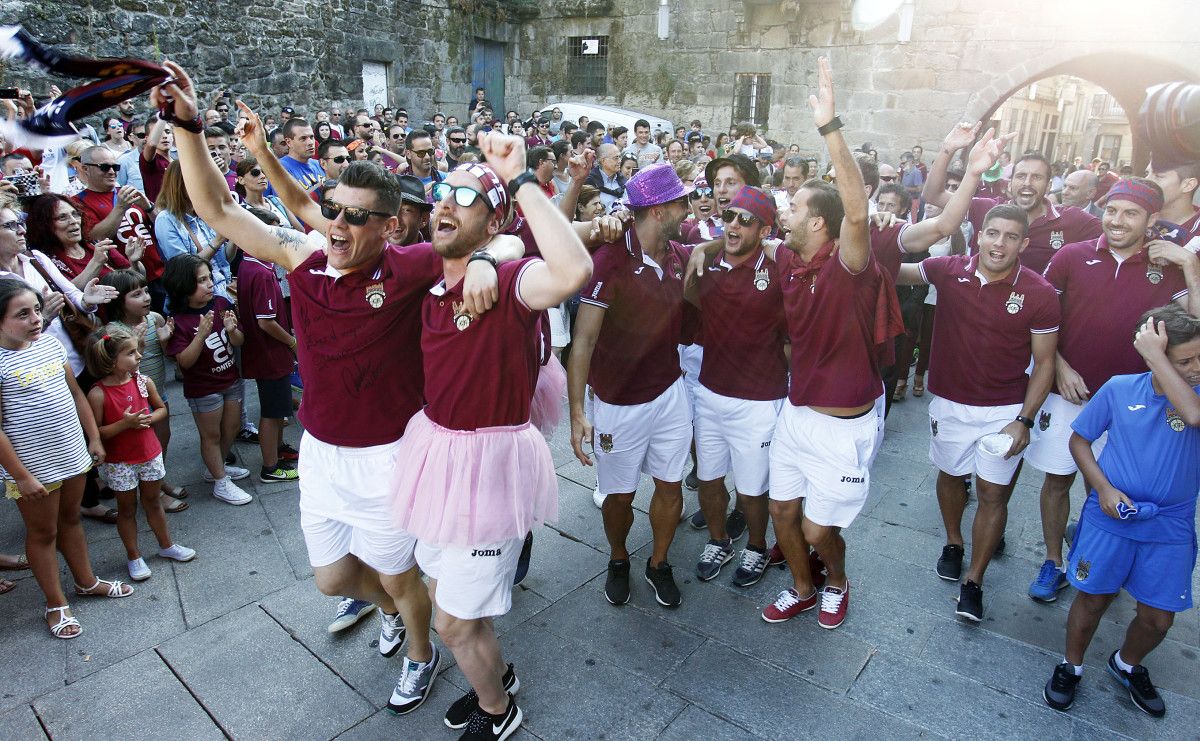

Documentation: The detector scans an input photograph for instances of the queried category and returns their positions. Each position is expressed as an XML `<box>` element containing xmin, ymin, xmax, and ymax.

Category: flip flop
<box><xmin>0</xmin><ymin>553</ymin><xmax>29</xmax><ymax>570</ymax></box>
<box><xmin>163</xmin><ymin>497</ymin><xmax>189</xmax><ymax>513</ymax></box>
<box><xmin>81</xmin><ymin>507</ymin><xmax>119</xmax><ymax>524</ymax></box>
<box><xmin>0</xmin><ymin>579</ymin><xmax>15</xmax><ymax>595</ymax></box>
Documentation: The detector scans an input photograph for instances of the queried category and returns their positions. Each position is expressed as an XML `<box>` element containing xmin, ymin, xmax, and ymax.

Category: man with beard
<box><xmin>568</xmin><ymin>163</ymin><xmax>695</xmax><ymax>609</ymax></box>
<box><xmin>445</xmin><ymin>127</ymin><xmax>468</xmax><ymax>170</ymax></box>
<box><xmin>169</xmin><ymin>80</ymin><xmax>520</xmax><ymax>717</ymax></box>
<box><xmin>392</xmin><ymin>144</ymin><xmax>591</xmax><ymax>741</ymax></box>
<box><xmin>923</xmin><ymin>123</ymin><xmax>1101</xmax><ymax>274</ymax></box>
<box><xmin>682</xmin><ymin>153</ymin><xmax>759</xmax><ymax>244</ymax></box>
<box><xmin>1024</xmin><ymin>179</ymin><xmax>1199</xmax><ymax>604</ymax></box>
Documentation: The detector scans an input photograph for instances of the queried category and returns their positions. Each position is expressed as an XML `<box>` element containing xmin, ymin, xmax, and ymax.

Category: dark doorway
<box><xmin>472</xmin><ymin>39</ymin><xmax>505</xmax><ymax>118</ymax></box>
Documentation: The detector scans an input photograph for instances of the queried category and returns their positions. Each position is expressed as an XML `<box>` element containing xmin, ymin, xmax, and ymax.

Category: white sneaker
<box><xmin>213</xmin><ymin>478</ymin><xmax>253</xmax><ymax>505</ymax></box>
<box><xmin>203</xmin><ymin>465</ymin><xmax>250</xmax><ymax>483</ymax></box>
<box><xmin>127</xmin><ymin>557</ymin><xmax>151</xmax><ymax>581</ymax></box>
<box><xmin>592</xmin><ymin>486</ymin><xmax>605</xmax><ymax>508</ymax></box>
<box><xmin>158</xmin><ymin>544</ymin><xmax>197</xmax><ymax>562</ymax></box>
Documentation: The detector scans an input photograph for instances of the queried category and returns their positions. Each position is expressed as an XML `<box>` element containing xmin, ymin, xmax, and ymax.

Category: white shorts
<box><xmin>593</xmin><ymin>376</ymin><xmax>693</xmax><ymax>495</ymax></box>
<box><xmin>1024</xmin><ymin>393</ymin><xmax>1108</xmax><ymax>476</ymax></box>
<box><xmin>99</xmin><ymin>453</ymin><xmax>165</xmax><ymax>492</ymax></box>
<box><xmin>769</xmin><ymin>398</ymin><xmax>885</xmax><ymax>528</ymax></box>
<box><xmin>298</xmin><ymin>433</ymin><xmax>416</xmax><ymax>575</ymax></box>
<box><xmin>694</xmin><ymin>384</ymin><xmax>782</xmax><ymax>496</ymax></box>
<box><xmin>678</xmin><ymin>344</ymin><xmax>703</xmax><ymax>408</ymax></box>
<box><xmin>547</xmin><ymin>303</ymin><xmax>570</xmax><ymax>349</ymax></box>
<box><xmin>417</xmin><ymin>537</ymin><xmax>523</xmax><ymax>620</ymax></box>
<box><xmin>928</xmin><ymin>395</ymin><xmax>1024</xmax><ymax>485</ymax></box>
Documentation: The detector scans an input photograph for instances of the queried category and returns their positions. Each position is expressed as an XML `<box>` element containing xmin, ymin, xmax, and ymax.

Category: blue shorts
<box><xmin>1066</xmin><ymin>517</ymin><xmax>1197</xmax><ymax>612</ymax></box>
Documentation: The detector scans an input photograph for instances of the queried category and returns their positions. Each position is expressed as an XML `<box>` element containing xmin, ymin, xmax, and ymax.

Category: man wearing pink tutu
<box><xmin>152</xmin><ymin>64</ymin><xmax>523</xmax><ymax>719</ymax></box>
<box><xmin>390</xmin><ymin>140</ymin><xmax>592</xmax><ymax>740</ymax></box>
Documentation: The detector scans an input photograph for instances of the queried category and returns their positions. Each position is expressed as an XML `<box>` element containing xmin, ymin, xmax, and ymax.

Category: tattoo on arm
<box><xmin>271</xmin><ymin>227</ymin><xmax>306</xmax><ymax>253</ymax></box>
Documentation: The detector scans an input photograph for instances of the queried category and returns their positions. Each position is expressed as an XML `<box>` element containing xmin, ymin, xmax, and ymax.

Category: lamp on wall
<box><xmin>658</xmin><ymin>0</ymin><xmax>670</xmax><ymax>40</ymax></box>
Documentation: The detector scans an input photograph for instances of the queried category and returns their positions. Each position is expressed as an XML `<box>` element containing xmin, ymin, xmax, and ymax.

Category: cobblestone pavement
<box><xmin>2</xmin><ymin>379</ymin><xmax>1198</xmax><ymax>740</ymax></box>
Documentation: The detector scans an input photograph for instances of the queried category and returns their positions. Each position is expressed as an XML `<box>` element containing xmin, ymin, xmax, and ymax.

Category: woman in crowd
<box><xmin>235</xmin><ymin>158</ymin><xmax>305</xmax><ymax>232</ymax></box>
<box><xmin>24</xmin><ymin>194</ymin><xmax>145</xmax><ymax>290</ymax></box>
<box><xmin>153</xmin><ymin>161</ymin><xmax>233</xmax><ymax>302</ymax></box>
<box><xmin>100</xmin><ymin>118</ymin><xmax>132</xmax><ymax>156</ymax></box>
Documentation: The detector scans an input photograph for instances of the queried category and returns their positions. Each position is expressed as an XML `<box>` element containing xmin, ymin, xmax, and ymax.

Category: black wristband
<box><xmin>158</xmin><ymin>105</ymin><xmax>204</xmax><ymax>134</ymax></box>
<box><xmin>468</xmin><ymin>249</ymin><xmax>498</xmax><ymax>270</ymax></box>
<box><xmin>1015</xmin><ymin>415</ymin><xmax>1034</xmax><ymax>429</ymax></box>
<box><xmin>817</xmin><ymin>116</ymin><xmax>843</xmax><ymax>137</ymax></box>
<box><xmin>506</xmin><ymin>170</ymin><xmax>539</xmax><ymax>199</ymax></box>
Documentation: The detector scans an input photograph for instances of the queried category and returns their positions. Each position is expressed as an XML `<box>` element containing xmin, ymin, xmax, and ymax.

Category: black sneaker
<box><xmin>458</xmin><ymin>695</ymin><xmax>522</xmax><ymax>741</ymax></box>
<box><xmin>645</xmin><ymin>560</ymin><xmax>681</xmax><ymax>608</ymax></box>
<box><xmin>512</xmin><ymin>532</ymin><xmax>533</xmax><ymax>586</ymax></box>
<box><xmin>1107</xmin><ymin>651</ymin><xmax>1166</xmax><ymax>717</ymax></box>
<box><xmin>445</xmin><ymin>664</ymin><xmax>520</xmax><ymax>729</ymax></box>
<box><xmin>684</xmin><ymin>468</ymin><xmax>699</xmax><ymax>490</ymax></box>
<box><xmin>1043</xmin><ymin>662</ymin><xmax>1081</xmax><ymax>711</ymax></box>
<box><xmin>731</xmin><ymin>546</ymin><xmax>769</xmax><ymax>588</ymax></box>
<box><xmin>236</xmin><ymin>428</ymin><xmax>259</xmax><ymax>444</ymax></box>
<box><xmin>695</xmin><ymin>538</ymin><xmax>733</xmax><ymax>581</ymax></box>
<box><xmin>725</xmin><ymin>508</ymin><xmax>747</xmax><ymax>541</ymax></box>
<box><xmin>955</xmin><ymin>580</ymin><xmax>984</xmax><ymax>622</ymax></box>
<box><xmin>688</xmin><ymin>509</ymin><xmax>707</xmax><ymax>530</ymax></box>
<box><xmin>993</xmin><ymin>534</ymin><xmax>1007</xmax><ymax>557</ymax></box>
<box><xmin>936</xmin><ymin>544</ymin><xmax>964</xmax><ymax>581</ymax></box>
<box><xmin>224</xmin><ymin>452</ymin><xmax>237</xmax><ymax>465</ymax></box>
<box><xmin>604</xmin><ymin>559</ymin><xmax>630</xmax><ymax>605</ymax></box>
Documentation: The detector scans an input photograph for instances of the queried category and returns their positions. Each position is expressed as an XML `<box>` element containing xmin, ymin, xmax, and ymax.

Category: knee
<box><xmin>768</xmin><ymin>499</ymin><xmax>797</xmax><ymax>521</ymax></box>
<box><xmin>1137</xmin><ymin>606</ymin><xmax>1174</xmax><ymax>636</ymax></box>
<box><xmin>116</xmin><ymin>505</ymin><xmax>137</xmax><ymax>521</ymax></box>
<box><xmin>974</xmin><ymin>483</ymin><xmax>1009</xmax><ymax>507</ymax></box>
<box><xmin>801</xmin><ymin>520</ymin><xmax>832</xmax><ymax>547</ymax></box>
<box><xmin>25</xmin><ymin>522</ymin><xmax>57</xmax><ymax>546</ymax></box>
<box><xmin>434</xmin><ymin>613</ymin><xmax>474</xmax><ymax>647</ymax></box>
<box><xmin>313</xmin><ymin>568</ymin><xmax>354</xmax><ymax>598</ymax></box>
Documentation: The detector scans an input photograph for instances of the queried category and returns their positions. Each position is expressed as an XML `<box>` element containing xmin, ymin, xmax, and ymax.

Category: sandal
<box><xmin>81</xmin><ymin>506</ymin><xmax>119</xmax><ymax>524</ymax></box>
<box><xmin>893</xmin><ymin>379</ymin><xmax>908</xmax><ymax>402</ymax></box>
<box><xmin>0</xmin><ymin>553</ymin><xmax>29</xmax><ymax>570</ymax></box>
<box><xmin>912</xmin><ymin>376</ymin><xmax>925</xmax><ymax>397</ymax></box>
<box><xmin>74</xmin><ymin>578</ymin><xmax>134</xmax><ymax>598</ymax></box>
<box><xmin>162</xmin><ymin>495</ymin><xmax>189</xmax><ymax>513</ymax></box>
<box><xmin>162</xmin><ymin>483</ymin><xmax>188</xmax><ymax>500</ymax></box>
<box><xmin>46</xmin><ymin>605</ymin><xmax>82</xmax><ymax>639</ymax></box>
<box><xmin>0</xmin><ymin>578</ymin><xmax>15</xmax><ymax>595</ymax></box>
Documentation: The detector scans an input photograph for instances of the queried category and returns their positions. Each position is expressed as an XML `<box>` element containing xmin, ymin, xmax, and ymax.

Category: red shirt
<box><xmin>777</xmin><ymin>242</ymin><xmax>885</xmax><ymax>408</ymax></box>
<box><xmin>287</xmin><ymin>240</ymin><xmax>441</xmax><ymax>446</ymax></box>
<box><xmin>46</xmin><ymin>243</ymin><xmax>131</xmax><ymax>281</ymax></box>
<box><xmin>870</xmin><ymin>221</ymin><xmax>909</xmax><ymax>280</ymax></box>
<box><xmin>139</xmin><ymin>151</ymin><xmax>169</xmax><ymax>204</ymax></box>
<box><xmin>919</xmin><ymin>255</ymin><xmax>1060</xmax><ymax>406</ymax></box>
<box><xmin>967</xmin><ymin>197</ymin><xmax>1101</xmax><ymax>274</ymax></box>
<box><xmin>696</xmin><ymin>248</ymin><xmax>787</xmax><ymax>400</ymax></box>
<box><xmin>236</xmin><ymin>257</ymin><xmax>293</xmax><ymax>380</ymax></box>
<box><xmin>580</xmin><ymin>230</ymin><xmax>689</xmax><ymax>405</ymax></box>
<box><xmin>1044</xmin><ymin>237</ymin><xmax>1189</xmax><ymax>394</ymax></box>
<box><xmin>165</xmin><ymin>297</ymin><xmax>240</xmax><ymax>398</ymax></box>
<box><xmin>422</xmin><ymin>259</ymin><xmax>541</xmax><ymax>430</ymax></box>
<box><xmin>72</xmin><ymin>188</ymin><xmax>163</xmax><ymax>281</ymax></box>
<box><xmin>96</xmin><ymin>375</ymin><xmax>162</xmax><ymax>465</ymax></box>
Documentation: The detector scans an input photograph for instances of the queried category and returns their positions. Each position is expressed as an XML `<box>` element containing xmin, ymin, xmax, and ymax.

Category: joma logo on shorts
<box><xmin>760</xmin><ymin>441</ymin><xmax>771</xmax><ymax>448</ymax></box>
<box><xmin>471</xmin><ymin>548</ymin><xmax>502</xmax><ymax>557</ymax></box>
<box><xmin>840</xmin><ymin>475</ymin><xmax>864</xmax><ymax>484</ymax></box>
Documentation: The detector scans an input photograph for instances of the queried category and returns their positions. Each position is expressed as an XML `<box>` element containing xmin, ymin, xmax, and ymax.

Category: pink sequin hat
<box><xmin>624</xmin><ymin>162</ymin><xmax>688</xmax><ymax>208</ymax></box>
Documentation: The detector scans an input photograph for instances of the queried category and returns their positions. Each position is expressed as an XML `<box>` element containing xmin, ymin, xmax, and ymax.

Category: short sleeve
<box><xmin>1028</xmin><ymin>285</ymin><xmax>1061</xmax><ymax>334</ymax></box>
<box><xmin>1043</xmin><ymin>247</ymin><xmax>1070</xmax><ymax>291</ymax></box>
<box><xmin>580</xmin><ymin>243</ymin><xmax>621</xmax><ymax>309</ymax></box>
<box><xmin>1072</xmin><ymin>381</ymin><xmax>1114</xmax><ymax>442</ymax></box>
<box><xmin>918</xmin><ymin>255</ymin><xmax>953</xmax><ymax>287</ymax></box>
<box><xmin>242</xmin><ymin>268</ymin><xmax>276</xmax><ymax>319</ymax></box>
<box><xmin>164</xmin><ymin>317</ymin><xmax>191</xmax><ymax>357</ymax></box>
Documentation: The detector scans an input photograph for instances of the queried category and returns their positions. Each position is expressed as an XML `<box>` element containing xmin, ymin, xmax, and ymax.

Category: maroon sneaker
<box><xmin>766</xmin><ymin>543</ymin><xmax>786</xmax><ymax>567</ymax></box>
<box><xmin>808</xmin><ymin>550</ymin><xmax>828</xmax><ymax>589</ymax></box>
<box><xmin>818</xmin><ymin>582</ymin><xmax>849</xmax><ymax>629</ymax></box>
<box><xmin>761</xmin><ymin>588</ymin><xmax>818</xmax><ymax>623</ymax></box>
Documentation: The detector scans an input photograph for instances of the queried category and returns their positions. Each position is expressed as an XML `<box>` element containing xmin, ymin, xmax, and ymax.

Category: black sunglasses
<box><xmin>448</xmin><ymin>137</ymin><xmax>467</xmax><ymax>145</ymax></box>
<box><xmin>130</xmin><ymin>131</ymin><xmax>147</xmax><ymax>139</ymax></box>
<box><xmin>431</xmin><ymin>182</ymin><xmax>486</xmax><ymax>208</ymax></box>
<box><xmin>84</xmin><ymin>162</ymin><xmax>121</xmax><ymax>173</ymax></box>
<box><xmin>880</xmin><ymin>175</ymin><xmax>898</xmax><ymax>182</ymax></box>
<box><xmin>721</xmin><ymin>209</ymin><xmax>758</xmax><ymax>226</ymax></box>
<box><xmin>320</xmin><ymin>200</ymin><xmax>392</xmax><ymax>226</ymax></box>
<box><xmin>247</xmin><ymin>168</ymin><xmax>263</xmax><ymax>177</ymax></box>
<box><xmin>326</xmin><ymin>155</ymin><xmax>350</xmax><ymax>164</ymax></box>
<box><xmin>391</xmin><ymin>133</ymin><xmax>405</xmax><ymax>139</ymax></box>
<box><xmin>690</xmin><ymin>187</ymin><xmax>713</xmax><ymax>201</ymax></box>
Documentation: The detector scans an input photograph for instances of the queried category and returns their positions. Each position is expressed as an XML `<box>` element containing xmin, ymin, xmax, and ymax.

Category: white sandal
<box><xmin>74</xmin><ymin>578</ymin><xmax>133</xmax><ymax>598</ymax></box>
<box><xmin>46</xmin><ymin>605</ymin><xmax>82</xmax><ymax>639</ymax></box>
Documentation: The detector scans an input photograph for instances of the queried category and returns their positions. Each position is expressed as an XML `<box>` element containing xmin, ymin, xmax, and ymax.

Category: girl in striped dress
<box><xmin>0</xmin><ymin>279</ymin><xmax>133</xmax><ymax>640</ymax></box>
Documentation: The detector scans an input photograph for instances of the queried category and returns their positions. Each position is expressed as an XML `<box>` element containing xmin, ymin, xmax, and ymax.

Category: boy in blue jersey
<box><xmin>1043</xmin><ymin>304</ymin><xmax>1200</xmax><ymax>717</ymax></box>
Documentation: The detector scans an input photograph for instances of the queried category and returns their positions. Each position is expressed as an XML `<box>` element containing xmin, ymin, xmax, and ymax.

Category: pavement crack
<box><xmin>153</xmin><ymin>647</ymin><xmax>233</xmax><ymax>739</ymax></box>
<box><xmin>257</xmin><ymin>603</ymin><xmax>377</xmax><ymax>710</ymax></box>
<box><xmin>30</xmin><ymin>704</ymin><xmax>51</xmax><ymax>740</ymax></box>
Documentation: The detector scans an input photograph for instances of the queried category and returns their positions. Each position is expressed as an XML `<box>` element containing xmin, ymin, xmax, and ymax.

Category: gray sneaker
<box><xmin>378</xmin><ymin>610</ymin><xmax>407</xmax><ymax>657</ymax></box>
<box><xmin>387</xmin><ymin>644</ymin><xmax>442</xmax><ymax>715</ymax></box>
<box><xmin>731</xmin><ymin>547</ymin><xmax>769</xmax><ymax>588</ymax></box>
<box><xmin>696</xmin><ymin>538</ymin><xmax>734</xmax><ymax>581</ymax></box>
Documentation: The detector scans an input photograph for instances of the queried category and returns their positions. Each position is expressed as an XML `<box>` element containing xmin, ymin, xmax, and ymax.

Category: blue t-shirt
<box><xmin>267</xmin><ymin>156</ymin><xmax>326</xmax><ymax>196</ymax></box>
<box><xmin>1073</xmin><ymin>372</ymin><xmax>1200</xmax><ymax>543</ymax></box>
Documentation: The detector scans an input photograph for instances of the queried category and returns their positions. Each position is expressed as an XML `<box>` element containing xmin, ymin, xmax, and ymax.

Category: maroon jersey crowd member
<box><xmin>1023</xmin><ymin>178</ymin><xmax>1200</xmax><ymax>604</ymax></box>
<box><xmin>922</xmin><ymin>123</ymin><xmax>1102</xmax><ymax>274</ymax></box>
<box><xmin>153</xmin><ymin>63</ymin><xmax>519</xmax><ymax>716</ymax></box>
<box><xmin>392</xmin><ymin>144</ymin><xmax>591</xmax><ymax>739</ymax></box>
<box><xmin>568</xmin><ymin>162</ymin><xmax>695</xmax><ymax>611</ymax></box>
<box><xmin>756</xmin><ymin>58</ymin><xmax>899</xmax><ymax>631</ymax></box>
<box><xmin>1147</xmin><ymin>158</ymin><xmax>1200</xmax><ymax>252</ymax></box>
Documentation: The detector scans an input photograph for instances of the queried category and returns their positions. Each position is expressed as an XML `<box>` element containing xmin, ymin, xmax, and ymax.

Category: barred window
<box><xmin>567</xmin><ymin>37</ymin><xmax>609</xmax><ymax>96</ymax></box>
<box><xmin>733</xmin><ymin>73</ymin><xmax>771</xmax><ymax>129</ymax></box>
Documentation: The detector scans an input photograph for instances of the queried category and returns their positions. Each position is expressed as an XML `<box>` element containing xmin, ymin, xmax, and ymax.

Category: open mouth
<box><xmin>696</xmin><ymin>203</ymin><xmax>712</xmax><ymax>217</ymax></box>
<box><xmin>329</xmin><ymin>234</ymin><xmax>351</xmax><ymax>255</ymax></box>
<box><xmin>435</xmin><ymin>217</ymin><xmax>458</xmax><ymax>237</ymax></box>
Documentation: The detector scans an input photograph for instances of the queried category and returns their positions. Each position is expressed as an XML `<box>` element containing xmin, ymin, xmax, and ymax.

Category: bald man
<box><xmin>585</xmin><ymin>143</ymin><xmax>627</xmax><ymax>212</ymax></box>
<box><xmin>1061</xmin><ymin>170</ymin><xmax>1101</xmax><ymax>217</ymax></box>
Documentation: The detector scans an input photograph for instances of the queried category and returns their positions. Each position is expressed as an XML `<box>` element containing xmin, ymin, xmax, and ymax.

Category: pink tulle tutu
<box><xmin>529</xmin><ymin>354</ymin><xmax>567</xmax><ymax>435</ymax></box>
<box><xmin>391</xmin><ymin>410</ymin><xmax>559</xmax><ymax>548</ymax></box>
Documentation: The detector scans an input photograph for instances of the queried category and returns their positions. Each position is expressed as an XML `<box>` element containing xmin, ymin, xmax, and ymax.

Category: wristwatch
<box><xmin>506</xmin><ymin>170</ymin><xmax>539</xmax><ymax>198</ymax></box>
<box><xmin>468</xmin><ymin>249</ymin><xmax>498</xmax><ymax>270</ymax></box>
<box><xmin>1015</xmin><ymin>415</ymin><xmax>1034</xmax><ymax>429</ymax></box>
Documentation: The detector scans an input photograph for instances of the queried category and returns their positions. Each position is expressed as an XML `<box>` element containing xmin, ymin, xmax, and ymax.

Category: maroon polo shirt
<box><xmin>288</xmin><ymin>239</ymin><xmax>441</xmax><ymax>447</ymax></box>
<box><xmin>776</xmin><ymin>242</ymin><xmax>885</xmax><ymax>408</ymax></box>
<box><xmin>236</xmin><ymin>256</ymin><xmax>293</xmax><ymax>380</ymax></box>
<box><xmin>919</xmin><ymin>255</ymin><xmax>1060</xmax><ymax>406</ymax></box>
<box><xmin>580</xmin><ymin>230</ymin><xmax>689</xmax><ymax>405</ymax></box>
<box><xmin>696</xmin><ymin>248</ymin><xmax>788</xmax><ymax>401</ymax></box>
<box><xmin>870</xmin><ymin>221</ymin><xmax>909</xmax><ymax>280</ymax></box>
<box><xmin>1045</xmin><ymin>237</ymin><xmax>1189</xmax><ymax>394</ymax></box>
<box><xmin>422</xmin><ymin>259</ymin><xmax>541</xmax><ymax>431</ymax></box>
<box><xmin>967</xmin><ymin>197</ymin><xmax>1101</xmax><ymax>274</ymax></box>
<box><xmin>165</xmin><ymin>297</ymin><xmax>240</xmax><ymax>398</ymax></box>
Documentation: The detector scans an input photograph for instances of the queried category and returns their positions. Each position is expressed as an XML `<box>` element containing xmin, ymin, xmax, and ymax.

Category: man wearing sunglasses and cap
<box><xmin>390</xmin><ymin>174</ymin><xmax>433</xmax><ymax>246</ymax></box>
<box><xmin>682</xmin><ymin>186</ymin><xmax>788</xmax><ymax>589</ymax></box>
<box><xmin>156</xmin><ymin>65</ymin><xmax>525</xmax><ymax>719</ymax></box>
<box><xmin>568</xmin><ymin>161</ymin><xmax>695</xmax><ymax>610</ymax></box>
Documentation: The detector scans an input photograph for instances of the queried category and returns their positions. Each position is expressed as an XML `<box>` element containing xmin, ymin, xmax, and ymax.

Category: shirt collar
<box><xmin>715</xmin><ymin>246</ymin><xmax>766</xmax><ymax>272</ymax></box>
<box><xmin>966</xmin><ymin>254</ymin><xmax>1021</xmax><ymax>286</ymax></box>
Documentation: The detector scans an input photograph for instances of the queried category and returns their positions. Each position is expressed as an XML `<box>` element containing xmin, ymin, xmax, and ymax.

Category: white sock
<box><xmin>1062</xmin><ymin>658</ymin><xmax>1083</xmax><ymax>676</ymax></box>
<box><xmin>1114</xmin><ymin>651</ymin><xmax>1135</xmax><ymax>672</ymax></box>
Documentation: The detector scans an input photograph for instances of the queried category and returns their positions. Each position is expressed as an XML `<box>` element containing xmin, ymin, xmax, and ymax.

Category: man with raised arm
<box><xmin>151</xmin><ymin>61</ymin><xmax>520</xmax><ymax>717</ymax></box>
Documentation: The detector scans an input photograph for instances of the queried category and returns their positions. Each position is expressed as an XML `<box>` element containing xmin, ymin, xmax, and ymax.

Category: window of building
<box><xmin>567</xmin><ymin>36</ymin><xmax>609</xmax><ymax>96</ymax></box>
<box><xmin>1095</xmin><ymin>134</ymin><xmax>1122</xmax><ymax>163</ymax></box>
<box><xmin>733</xmin><ymin>73</ymin><xmax>771</xmax><ymax>129</ymax></box>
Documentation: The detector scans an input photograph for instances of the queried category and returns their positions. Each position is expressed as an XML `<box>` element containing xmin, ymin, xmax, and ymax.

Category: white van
<box><xmin>539</xmin><ymin>102</ymin><xmax>674</xmax><ymax>138</ymax></box>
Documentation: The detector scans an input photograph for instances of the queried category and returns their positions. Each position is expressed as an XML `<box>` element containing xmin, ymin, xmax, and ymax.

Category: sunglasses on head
<box><xmin>721</xmin><ymin>209</ymin><xmax>758</xmax><ymax>226</ymax></box>
<box><xmin>320</xmin><ymin>200</ymin><xmax>393</xmax><ymax>226</ymax></box>
<box><xmin>84</xmin><ymin>162</ymin><xmax>121</xmax><ymax>173</ymax></box>
<box><xmin>431</xmin><ymin>182</ymin><xmax>487</xmax><ymax>208</ymax></box>
<box><xmin>326</xmin><ymin>155</ymin><xmax>350</xmax><ymax>164</ymax></box>
<box><xmin>690</xmin><ymin>187</ymin><xmax>713</xmax><ymax>200</ymax></box>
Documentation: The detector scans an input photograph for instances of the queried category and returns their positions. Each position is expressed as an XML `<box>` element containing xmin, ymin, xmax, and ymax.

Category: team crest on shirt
<box><xmin>1146</xmin><ymin>263</ymin><xmax>1164</xmax><ymax>285</ymax></box>
<box><xmin>599</xmin><ymin>433</ymin><xmax>613</xmax><ymax>452</ymax></box>
<box><xmin>451</xmin><ymin>301</ymin><xmax>476</xmax><ymax>331</ymax></box>
<box><xmin>1038</xmin><ymin>411</ymin><xmax>1051</xmax><ymax>431</ymax></box>
<box><xmin>364</xmin><ymin>282</ymin><xmax>386</xmax><ymax>309</ymax></box>
<box><xmin>754</xmin><ymin>267</ymin><xmax>770</xmax><ymax>291</ymax></box>
<box><xmin>1005</xmin><ymin>292</ymin><xmax>1025</xmax><ymax>314</ymax></box>
<box><xmin>1049</xmin><ymin>230</ymin><xmax>1065</xmax><ymax>250</ymax></box>
<box><xmin>1167</xmin><ymin>407</ymin><xmax>1186</xmax><ymax>432</ymax></box>
<box><xmin>1075</xmin><ymin>559</ymin><xmax>1090</xmax><ymax>582</ymax></box>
